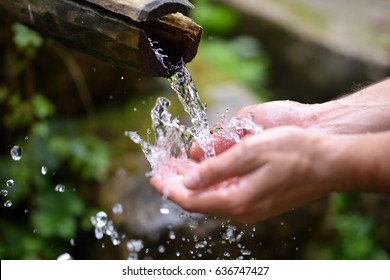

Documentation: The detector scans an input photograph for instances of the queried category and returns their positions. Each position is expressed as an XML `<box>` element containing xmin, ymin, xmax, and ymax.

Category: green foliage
<box><xmin>190</xmin><ymin>1</ymin><xmax>270</xmax><ymax>97</ymax></box>
<box><xmin>32</xmin><ymin>94</ymin><xmax>56</xmax><ymax>120</ymax></box>
<box><xmin>191</xmin><ymin>0</ymin><xmax>238</xmax><ymax>36</ymax></box>
<box><xmin>0</xmin><ymin>23</ymin><xmax>109</xmax><ymax>259</ymax></box>
<box><xmin>32</xmin><ymin>190</ymin><xmax>84</xmax><ymax>239</ymax></box>
<box><xmin>12</xmin><ymin>23</ymin><xmax>43</xmax><ymax>58</ymax></box>
<box><xmin>326</xmin><ymin>194</ymin><xmax>388</xmax><ymax>259</ymax></box>
<box><xmin>200</xmin><ymin>36</ymin><xmax>269</xmax><ymax>91</ymax></box>
<box><xmin>47</xmin><ymin>133</ymin><xmax>109</xmax><ymax>181</ymax></box>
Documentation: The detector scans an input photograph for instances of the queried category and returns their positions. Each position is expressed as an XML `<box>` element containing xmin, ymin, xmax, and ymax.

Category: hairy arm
<box><xmin>189</xmin><ymin>78</ymin><xmax>390</xmax><ymax>161</ymax></box>
<box><xmin>311</xmin><ymin>78</ymin><xmax>390</xmax><ymax>133</ymax></box>
<box><xmin>325</xmin><ymin>130</ymin><xmax>390</xmax><ymax>193</ymax></box>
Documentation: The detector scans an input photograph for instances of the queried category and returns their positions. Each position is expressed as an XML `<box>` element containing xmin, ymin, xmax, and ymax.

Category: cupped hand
<box><xmin>190</xmin><ymin>100</ymin><xmax>317</xmax><ymax>161</ymax></box>
<box><xmin>151</xmin><ymin>126</ymin><xmax>339</xmax><ymax>223</ymax></box>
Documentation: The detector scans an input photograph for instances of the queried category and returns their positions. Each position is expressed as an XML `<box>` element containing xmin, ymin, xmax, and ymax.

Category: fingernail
<box><xmin>183</xmin><ymin>170</ymin><xmax>201</xmax><ymax>189</ymax></box>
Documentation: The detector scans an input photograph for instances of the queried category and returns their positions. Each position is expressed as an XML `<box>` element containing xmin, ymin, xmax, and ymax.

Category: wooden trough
<box><xmin>0</xmin><ymin>0</ymin><xmax>202</xmax><ymax>77</ymax></box>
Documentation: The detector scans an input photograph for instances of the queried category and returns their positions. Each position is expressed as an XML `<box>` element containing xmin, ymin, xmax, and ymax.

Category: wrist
<box><xmin>309</xmin><ymin>99</ymin><xmax>390</xmax><ymax>134</ymax></box>
<box><xmin>318</xmin><ymin>132</ymin><xmax>390</xmax><ymax>193</ymax></box>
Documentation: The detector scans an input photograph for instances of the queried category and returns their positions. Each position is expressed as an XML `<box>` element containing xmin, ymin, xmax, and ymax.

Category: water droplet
<box><xmin>158</xmin><ymin>245</ymin><xmax>166</xmax><ymax>253</ymax></box>
<box><xmin>91</xmin><ymin>211</ymin><xmax>108</xmax><ymax>228</ymax></box>
<box><xmin>33</xmin><ymin>228</ymin><xmax>39</xmax><ymax>234</ymax></box>
<box><xmin>70</xmin><ymin>239</ymin><xmax>75</xmax><ymax>246</ymax></box>
<box><xmin>4</xmin><ymin>200</ymin><xmax>12</xmax><ymax>207</ymax></box>
<box><xmin>128</xmin><ymin>252</ymin><xmax>138</xmax><ymax>260</ymax></box>
<box><xmin>222</xmin><ymin>224</ymin><xmax>237</xmax><ymax>242</ymax></box>
<box><xmin>223</xmin><ymin>252</ymin><xmax>231</xmax><ymax>257</ymax></box>
<box><xmin>236</xmin><ymin>231</ymin><xmax>244</xmax><ymax>242</ymax></box>
<box><xmin>57</xmin><ymin>252</ymin><xmax>73</xmax><ymax>260</ymax></box>
<box><xmin>41</xmin><ymin>166</ymin><xmax>48</xmax><ymax>175</ymax></box>
<box><xmin>162</xmin><ymin>188</ymin><xmax>171</xmax><ymax>199</ymax></box>
<box><xmin>10</xmin><ymin>145</ymin><xmax>23</xmax><ymax>161</ymax></box>
<box><xmin>94</xmin><ymin>228</ymin><xmax>103</xmax><ymax>239</ymax></box>
<box><xmin>1</xmin><ymin>189</ymin><xmax>8</xmax><ymax>196</ymax></box>
<box><xmin>176</xmin><ymin>251</ymin><xmax>180</xmax><ymax>257</ymax></box>
<box><xmin>112</xmin><ymin>203</ymin><xmax>123</xmax><ymax>214</ymax></box>
<box><xmin>121</xmin><ymin>76</ymin><xmax>124</xmax><ymax>80</ymax></box>
<box><xmin>168</xmin><ymin>230</ymin><xmax>176</xmax><ymax>240</ymax></box>
<box><xmin>195</xmin><ymin>240</ymin><xmax>207</xmax><ymax>249</ymax></box>
<box><xmin>127</xmin><ymin>239</ymin><xmax>144</xmax><ymax>253</ymax></box>
<box><xmin>187</xmin><ymin>218</ymin><xmax>199</xmax><ymax>230</ymax></box>
<box><xmin>280</xmin><ymin>221</ymin><xmax>285</xmax><ymax>226</ymax></box>
<box><xmin>160</xmin><ymin>206</ymin><xmax>170</xmax><ymax>215</ymax></box>
<box><xmin>54</xmin><ymin>184</ymin><xmax>65</xmax><ymax>192</ymax></box>
<box><xmin>6</xmin><ymin>179</ymin><xmax>14</xmax><ymax>188</ymax></box>
<box><xmin>241</xmin><ymin>249</ymin><xmax>252</xmax><ymax>256</ymax></box>
<box><xmin>111</xmin><ymin>235</ymin><xmax>121</xmax><ymax>246</ymax></box>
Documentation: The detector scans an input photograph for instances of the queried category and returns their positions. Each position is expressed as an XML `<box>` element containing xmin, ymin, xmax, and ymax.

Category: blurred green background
<box><xmin>0</xmin><ymin>0</ymin><xmax>389</xmax><ymax>260</ymax></box>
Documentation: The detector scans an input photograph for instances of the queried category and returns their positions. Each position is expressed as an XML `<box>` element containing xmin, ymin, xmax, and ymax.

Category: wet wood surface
<box><xmin>86</xmin><ymin>0</ymin><xmax>194</xmax><ymax>21</ymax></box>
<box><xmin>0</xmin><ymin>0</ymin><xmax>201</xmax><ymax>77</ymax></box>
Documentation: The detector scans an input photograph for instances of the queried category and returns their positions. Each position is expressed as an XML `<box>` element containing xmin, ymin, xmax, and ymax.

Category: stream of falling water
<box><xmin>125</xmin><ymin>61</ymin><xmax>262</xmax><ymax>177</ymax></box>
<box><xmin>93</xmin><ymin>43</ymin><xmax>263</xmax><ymax>260</ymax></box>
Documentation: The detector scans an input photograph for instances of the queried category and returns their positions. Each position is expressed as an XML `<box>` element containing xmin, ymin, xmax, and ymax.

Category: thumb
<box><xmin>183</xmin><ymin>142</ymin><xmax>260</xmax><ymax>189</ymax></box>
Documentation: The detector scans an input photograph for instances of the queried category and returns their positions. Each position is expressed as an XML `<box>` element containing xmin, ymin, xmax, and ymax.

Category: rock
<box><xmin>219</xmin><ymin>0</ymin><xmax>390</xmax><ymax>102</ymax></box>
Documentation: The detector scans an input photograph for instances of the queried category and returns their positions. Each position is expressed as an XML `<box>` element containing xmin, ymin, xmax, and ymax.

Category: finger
<box><xmin>150</xmin><ymin>174</ymin><xmax>243</xmax><ymax>217</ymax></box>
<box><xmin>189</xmin><ymin>134</ymin><xmax>238</xmax><ymax>161</ymax></box>
<box><xmin>184</xmin><ymin>137</ymin><xmax>264</xmax><ymax>189</ymax></box>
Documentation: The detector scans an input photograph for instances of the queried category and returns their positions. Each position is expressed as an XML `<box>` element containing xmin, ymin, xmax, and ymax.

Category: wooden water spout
<box><xmin>0</xmin><ymin>0</ymin><xmax>202</xmax><ymax>77</ymax></box>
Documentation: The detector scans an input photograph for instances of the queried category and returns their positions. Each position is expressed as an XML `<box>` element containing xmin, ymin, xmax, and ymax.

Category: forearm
<box><xmin>324</xmin><ymin>131</ymin><xmax>390</xmax><ymax>193</ymax></box>
<box><xmin>311</xmin><ymin>78</ymin><xmax>390</xmax><ymax>134</ymax></box>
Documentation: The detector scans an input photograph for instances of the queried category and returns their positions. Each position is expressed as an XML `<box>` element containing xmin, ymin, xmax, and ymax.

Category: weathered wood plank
<box><xmin>86</xmin><ymin>0</ymin><xmax>194</xmax><ymax>21</ymax></box>
<box><xmin>0</xmin><ymin>0</ymin><xmax>201</xmax><ymax>77</ymax></box>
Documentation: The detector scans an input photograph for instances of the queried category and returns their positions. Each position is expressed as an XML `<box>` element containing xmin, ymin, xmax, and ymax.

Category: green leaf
<box><xmin>32</xmin><ymin>94</ymin><xmax>55</xmax><ymax>119</ymax></box>
<box><xmin>191</xmin><ymin>0</ymin><xmax>238</xmax><ymax>36</ymax></box>
<box><xmin>12</xmin><ymin>23</ymin><xmax>43</xmax><ymax>49</ymax></box>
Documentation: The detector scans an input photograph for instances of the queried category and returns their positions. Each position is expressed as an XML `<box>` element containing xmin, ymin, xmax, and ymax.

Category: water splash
<box><xmin>125</xmin><ymin>97</ymin><xmax>192</xmax><ymax>173</ymax></box>
<box><xmin>168</xmin><ymin>64</ymin><xmax>215</xmax><ymax>159</ymax></box>
<box><xmin>127</xmin><ymin>63</ymin><xmax>262</xmax><ymax>179</ymax></box>
<box><xmin>123</xmin><ymin>46</ymin><xmax>264</xmax><ymax>260</ymax></box>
